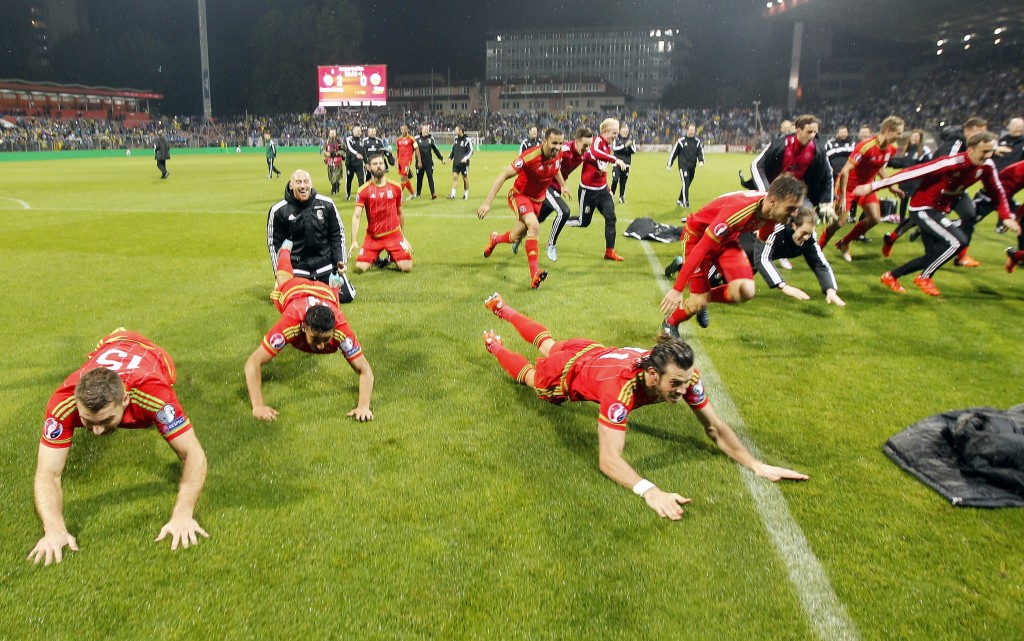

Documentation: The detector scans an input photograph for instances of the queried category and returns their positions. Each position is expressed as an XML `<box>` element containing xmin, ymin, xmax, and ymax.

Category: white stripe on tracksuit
<box><xmin>545</xmin><ymin>188</ymin><xmax>569</xmax><ymax>246</ymax></box>
<box><xmin>914</xmin><ymin>209</ymin><xmax>961</xmax><ymax>278</ymax></box>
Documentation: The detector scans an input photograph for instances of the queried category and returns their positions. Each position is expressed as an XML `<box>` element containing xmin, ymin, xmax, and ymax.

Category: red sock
<box><xmin>667</xmin><ymin>306</ymin><xmax>691</xmax><ymax>326</ymax></box>
<box><xmin>525</xmin><ymin>238</ymin><xmax>540</xmax><ymax>278</ymax></box>
<box><xmin>709</xmin><ymin>284</ymin><xmax>735</xmax><ymax>304</ymax></box>
<box><xmin>504</xmin><ymin>308</ymin><xmax>552</xmax><ymax>347</ymax></box>
<box><xmin>839</xmin><ymin>220</ymin><xmax>870</xmax><ymax>246</ymax></box>
<box><xmin>957</xmin><ymin>247</ymin><xmax>968</xmax><ymax>261</ymax></box>
<box><xmin>488</xmin><ymin>344</ymin><xmax>534</xmax><ymax>384</ymax></box>
<box><xmin>276</xmin><ymin>247</ymin><xmax>293</xmax><ymax>278</ymax></box>
<box><xmin>817</xmin><ymin>227</ymin><xmax>833</xmax><ymax>248</ymax></box>
<box><xmin>1015</xmin><ymin>251</ymin><xmax>1024</xmax><ymax>261</ymax></box>
<box><xmin>495</xmin><ymin>231</ymin><xmax>513</xmax><ymax>245</ymax></box>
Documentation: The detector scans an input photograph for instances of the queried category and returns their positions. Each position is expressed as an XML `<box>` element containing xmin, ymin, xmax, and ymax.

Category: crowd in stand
<box><xmin>2</xmin><ymin>63</ymin><xmax>1021</xmax><ymax>153</ymax></box>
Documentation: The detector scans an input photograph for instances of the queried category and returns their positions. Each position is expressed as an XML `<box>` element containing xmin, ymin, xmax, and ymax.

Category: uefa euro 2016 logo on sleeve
<box><xmin>44</xmin><ymin>417</ymin><xmax>63</xmax><ymax>440</ymax></box>
<box><xmin>606</xmin><ymin>403</ymin><xmax>629</xmax><ymax>425</ymax></box>
<box><xmin>270</xmin><ymin>333</ymin><xmax>287</xmax><ymax>351</ymax></box>
<box><xmin>713</xmin><ymin>223</ymin><xmax>729</xmax><ymax>237</ymax></box>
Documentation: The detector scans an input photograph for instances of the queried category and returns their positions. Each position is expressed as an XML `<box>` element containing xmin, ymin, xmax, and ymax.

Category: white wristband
<box><xmin>632</xmin><ymin>479</ymin><xmax>656</xmax><ymax>497</ymax></box>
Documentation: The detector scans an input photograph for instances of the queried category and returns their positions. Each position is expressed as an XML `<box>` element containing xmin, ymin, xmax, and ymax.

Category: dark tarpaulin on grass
<box><xmin>884</xmin><ymin>404</ymin><xmax>1024</xmax><ymax>508</ymax></box>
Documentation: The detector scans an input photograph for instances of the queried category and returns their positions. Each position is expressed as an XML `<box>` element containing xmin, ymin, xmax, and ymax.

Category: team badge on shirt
<box><xmin>270</xmin><ymin>333</ymin><xmax>287</xmax><ymax>350</ymax></box>
<box><xmin>513</xmin><ymin>159</ymin><xmax>524</xmax><ymax>169</ymax></box>
<box><xmin>519</xmin><ymin>205</ymin><xmax>528</xmax><ymax>213</ymax></box>
<box><xmin>606</xmin><ymin>402</ymin><xmax>629</xmax><ymax>425</ymax></box>
<box><xmin>43</xmin><ymin>417</ymin><xmax>62</xmax><ymax>440</ymax></box>
<box><xmin>713</xmin><ymin>223</ymin><xmax>729</xmax><ymax>237</ymax></box>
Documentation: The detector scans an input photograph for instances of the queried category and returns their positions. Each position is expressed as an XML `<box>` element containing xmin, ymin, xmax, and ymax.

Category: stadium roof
<box><xmin>0</xmin><ymin>79</ymin><xmax>163</xmax><ymax>100</ymax></box>
<box><xmin>764</xmin><ymin>0</ymin><xmax>1024</xmax><ymax>47</ymax></box>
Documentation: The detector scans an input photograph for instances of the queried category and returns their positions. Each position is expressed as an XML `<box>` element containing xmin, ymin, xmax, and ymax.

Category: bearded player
<box><xmin>30</xmin><ymin>329</ymin><xmax>209</xmax><ymax>565</ymax></box>
<box><xmin>350</xmin><ymin>152</ymin><xmax>412</xmax><ymax>273</ymax></box>
<box><xmin>477</xmin><ymin>127</ymin><xmax>568</xmax><ymax>289</ymax></box>
<box><xmin>481</xmin><ymin>293</ymin><xmax>808</xmax><ymax>520</ymax></box>
<box><xmin>245</xmin><ymin>241</ymin><xmax>375</xmax><ymax>421</ymax></box>
<box><xmin>659</xmin><ymin>174</ymin><xmax>807</xmax><ymax>336</ymax></box>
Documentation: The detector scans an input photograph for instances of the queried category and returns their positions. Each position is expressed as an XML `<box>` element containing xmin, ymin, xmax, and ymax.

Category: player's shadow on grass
<box><xmin>628</xmin><ymin>420</ymin><xmax>720</xmax><ymax>470</ymax></box>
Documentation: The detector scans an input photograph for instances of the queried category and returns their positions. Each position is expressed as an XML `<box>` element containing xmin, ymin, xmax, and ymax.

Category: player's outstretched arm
<box><xmin>350</xmin><ymin>206</ymin><xmax>363</xmax><ymax>257</ymax></box>
<box><xmin>28</xmin><ymin>444</ymin><xmax>78</xmax><ymax>565</ymax></box>
<box><xmin>244</xmin><ymin>347</ymin><xmax>279</xmax><ymax>421</ymax></box>
<box><xmin>155</xmin><ymin>430</ymin><xmax>209</xmax><ymax>550</ymax></box>
<box><xmin>477</xmin><ymin>166</ymin><xmax>518</xmax><ymax>219</ymax></box>
<box><xmin>693</xmin><ymin>404</ymin><xmax>809</xmax><ymax>481</ymax></box>
<box><xmin>345</xmin><ymin>354</ymin><xmax>375</xmax><ymax>422</ymax></box>
<box><xmin>597</xmin><ymin>424</ymin><xmax>691</xmax><ymax>520</ymax></box>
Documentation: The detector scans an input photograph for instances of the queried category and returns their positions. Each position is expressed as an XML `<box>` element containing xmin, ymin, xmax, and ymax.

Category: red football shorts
<box><xmin>682</xmin><ymin>238</ymin><xmax>753</xmax><ymax>294</ymax></box>
<box><xmin>843</xmin><ymin>188</ymin><xmax>880</xmax><ymax>213</ymax></box>
<box><xmin>357</xmin><ymin>231</ymin><xmax>412</xmax><ymax>263</ymax></box>
<box><xmin>507</xmin><ymin>190</ymin><xmax>543</xmax><ymax>220</ymax></box>
<box><xmin>532</xmin><ymin>338</ymin><xmax>598</xmax><ymax>402</ymax></box>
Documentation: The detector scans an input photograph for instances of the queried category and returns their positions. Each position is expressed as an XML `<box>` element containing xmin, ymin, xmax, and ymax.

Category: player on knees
<box><xmin>350</xmin><ymin>152</ymin><xmax>413</xmax><ymax>273</ymax></box>
<box><xmin>30</xmin><ymin>330</ymin><xmax>209</xmax><ymax>565</ymax></box>
<box><xmin>477</xmin><ymin>127</ymin><xmax>568</xmax><ymax>289</ymax></box>
<box><xmin>245</xmin><ymin>241</ymin><xmax>374</xmax><ymax>421</ymax></box>
<box><xmin>659</xmin><ymin>174</ymin><xmax>807</xmax><ymax>336</ymax></box>
<box><xmin>482</xmin><ymin>292</ymin><xmax>807</xmax><ymax>520</ymax></box>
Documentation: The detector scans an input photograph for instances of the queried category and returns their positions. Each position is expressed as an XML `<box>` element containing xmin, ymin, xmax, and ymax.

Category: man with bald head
<box><xmin>266</xmin><ymin>169</ymin><xmax>348</xmax><ymax>291</ymax></box>
<box><xmin>996</xmin><ymin>117</ymin><xmax>1024</xmax><ymax>170</ymax></box>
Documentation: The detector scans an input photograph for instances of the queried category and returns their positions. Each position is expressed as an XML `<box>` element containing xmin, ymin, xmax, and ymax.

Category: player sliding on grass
<box><xmin>477</xmin><ymin>127</ymin><xmax>569</xmax><ymax>289</ymax></box>
<box><xmin>659</xmin><ymin>174</ymin><xmax>807</xmax><ymax>336</ymax></box>
<box><xmin>30</xmin><ymin>329</ymin><xmax>209</xmax><ymax>565</ymax></box>
<box><xmin>245</xmin><ymin>240</ymin><xmax>375</xmax><ymax>421</ymax></box>
<box><xmin>482</xmin><ymin>293</ymin><xmax>808</xmax><ymax>520</ymax></box>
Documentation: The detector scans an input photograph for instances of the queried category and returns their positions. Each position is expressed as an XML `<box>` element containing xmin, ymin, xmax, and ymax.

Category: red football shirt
<box><xmin>846</xmin><ymin>138</ymin><xmax>898</xmax><ymax>187</ymax></box>
<box><xmin>42</xmin><ymin>330</ymin><xmax>191</xmax><ymax>449</ymax></box>
<box><xmin>395</xmin><ymin>135</ymin><xmax>418</xmax><ymax>165</ymax></box>
<box><xmin>559</xmin><ymin>344</ymin><xmax>709</xmax><ymax>431</ymax></box>
<box><xmin>511</xmin><ymin>147</ymin><xmax>562</xmax><ymax>202</ymax></box>
<box><xmin>355</xmin><ymin>179</ymin><xmax>403</xmax><ymax>238</ymax></box>
<box><xmin>672</xmin><ymin>191</ymin><xmax>771</xmax><ymax>291</ymax></box>
<box><xmin>264</xmin><ymin>278</ymin><xmax>362</xmax><ymax>361</ymax></box>
<box><xmin>580</xmin><ymin>136</ymin><xmax>617</xmax><ymax>189</ymax></box>
<box><xmin>998</xmin><ymin>160</ymin><xmax>1024</xmax><ymax>196</ymax></box>
<box><xmin>870</xmin><ymin>153</ymin><xmax>1011</xmax><ymax>219</ymax></box>
<box><xmin>558</xmin><ymin>141</ymin><xmax>586</xmax><ymax>181</ymax></box>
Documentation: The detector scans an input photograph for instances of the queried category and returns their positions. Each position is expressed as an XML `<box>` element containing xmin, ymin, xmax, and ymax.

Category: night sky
<box><xmin>10</xmin><ymin>0</ymin><xmax>799</xmax><ymax>114</ymax></box>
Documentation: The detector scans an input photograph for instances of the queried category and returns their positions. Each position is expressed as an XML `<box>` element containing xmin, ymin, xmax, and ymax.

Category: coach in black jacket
<box><xmin>154</xmin><ymin>129</ymin><xmax>170</xmax><ymax>179</ymax></box>
<box><xmin>751</xmin><ymin>114</ymin><xmax>835</xmax><ymax>219</ymax></box>
<box><xmin>266</xmin><ymin>169</ymin><xmax>347</xmax><ymax>284</ymax></box>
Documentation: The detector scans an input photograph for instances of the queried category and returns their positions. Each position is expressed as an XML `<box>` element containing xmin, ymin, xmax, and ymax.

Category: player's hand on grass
<box><xmin>643</xmin><ymin>488</ymin><xmax>692</xmax><ymax>520</ymax></box>
<box><xmin>252</xmin><ymin>405</ymin><xmax>278</xmax><ymax>421</ymax></box>
<box><xmin>476</xmin><ymin>204</ymin><xmax>490</xmax><ymax>219</ymax></box>
<box><xmin>349</xmin><ymin>242</ymin><xmax>359</xmax><ymax>257</ymax></box>
<box><xmin>659</xmin><ymin>289</ymin><xmax>684</xmax><ymax>316</ymax></box>
<box><xmin>780</xmin><ymin>284</ymin><xmax>810</xmax><ymax>301</ymax></box>
<box><xmin>28</xmin><ymin>532</ymin><xmax>78</xmax><ymax>566</ymax></box>
<box><xmin>754</xmin><ymin>463</ymin><xmax>809</xmax><ymax>482</ymax></box>
<box><xmin>155</xmin><ymin>516</ymin><xmax>209</xmax><ymax>551</ymax></box>
<box><xmin>347</xmin><ymin>406</ymin><xmax>374</xmax><ymax>422</ymax></box>
<box><xmin>825</xmin><ymin>289</ymin><xmax>846</xmax><ymax>307</ymax></box>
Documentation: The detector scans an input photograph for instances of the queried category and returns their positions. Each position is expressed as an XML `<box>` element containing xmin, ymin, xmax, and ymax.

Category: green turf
<box><xmin>0</xmin><ymin>149</ymin><xmax>1021</xmax><ymax>640</ymax></box>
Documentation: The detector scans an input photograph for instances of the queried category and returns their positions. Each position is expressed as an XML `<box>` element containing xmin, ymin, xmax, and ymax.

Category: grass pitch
<box><xmin>0</xmin><ymin>148</ymin><xmax>1022</xmax><ymax>640</ymax></box>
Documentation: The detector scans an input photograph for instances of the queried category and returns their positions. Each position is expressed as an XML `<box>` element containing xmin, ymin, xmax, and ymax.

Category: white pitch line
<box><xmin>12</xmin><ymin>205</ymin><xmax>476</xmax><ymax>219</ymax></box>
<box><xmin>0</xmin><ymin>197</ymin><xmax>31</xmax><ymax>209</ymax></box>
<box><xmin>641</xmin><ymin>241</ymin><xmax>859</xmax><ymax>641</ymax></box>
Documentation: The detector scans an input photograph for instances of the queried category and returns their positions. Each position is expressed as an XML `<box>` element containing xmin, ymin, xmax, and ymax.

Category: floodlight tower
<box><xmin>198</xmin><ymin>0</ymin><xmax>212</xmax><ymax>121</ymax></box>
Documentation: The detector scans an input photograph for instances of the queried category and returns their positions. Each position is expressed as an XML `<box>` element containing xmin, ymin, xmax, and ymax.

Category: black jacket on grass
<box><xmin>266</xmin><ymin>184</ymin><xmax>346</xmax><ymax>283</ymax></box>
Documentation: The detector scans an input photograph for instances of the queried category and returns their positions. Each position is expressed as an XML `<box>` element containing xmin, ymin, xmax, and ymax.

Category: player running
<box><xmin>565</xmin><ymin>118</ymin><xmax>629</xmax><ymax>261</ymax></box>
<box><xmin>819</xmin><ymin>116</ymin><xmax>905</xmax><ymax>262</ymax></box>
<box><xmin>477</xmin><ymin>127</ymin><xmax>568</xmax><ymax>289</ymax></box>
<box><xmin>244</xmin><ymin>241</ymin><xmax>375</xmax><ymax>420</ymax></box>
<box><xmin>659</xmin><ymin>174</ymin><xmax>807</xmax><ymax>336</ymax></box>
<box><xmin>481</xmin><ymin>292</ymin><xmax>808</xmax><ymax>520</ymax></box>
<box><xmin>854</xmin><ymin>131</ymin><xmax>1021</xmax><ymax>296</ymax></box>
<box><xmin>31</xmin><ymin>329</ymin><xmax>209</xmax><ymax>564</ymax></box>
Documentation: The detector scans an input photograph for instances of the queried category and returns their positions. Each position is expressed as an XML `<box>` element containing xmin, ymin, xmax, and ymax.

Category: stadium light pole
<box><xmin>198</xmin><ymin>0</ymin><xmax>212</xmax><ymax>121</ymax></box>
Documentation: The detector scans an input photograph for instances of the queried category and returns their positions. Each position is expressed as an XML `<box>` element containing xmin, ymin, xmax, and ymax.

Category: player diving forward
<box><xmin>481</xmin><ymin>293</ymin><xmax>808</xmax><ymax>520</ymax></box>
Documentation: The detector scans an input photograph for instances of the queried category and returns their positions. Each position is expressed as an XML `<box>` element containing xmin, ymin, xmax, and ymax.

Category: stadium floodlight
<box><xmin>964</xmin><ymin>44</ymin><xmax>970</xmax><ymax>50</ymax></box>
<box><xmin>767</xmin><ymin>2</ymin><xmax>773</xmax><ymax>7</ymax></box>
<box><xmin>936</xmin><ymin>49</ymin><xmax>943</xmax><ymax>55</ymax></box>
<box><xmin>994</xmin><ymin>28</ymin><xmax>1004</xmax><ymax>35</ymax></box>
<box><xmin>963</xmin><ymin>34</ymin><xmax>971</xmax><ymax>41</ymax></box>
<box><xmin>995</xmin><ymin>39</ymin><xmax>1001</xmax><ymax>45</ymax></box>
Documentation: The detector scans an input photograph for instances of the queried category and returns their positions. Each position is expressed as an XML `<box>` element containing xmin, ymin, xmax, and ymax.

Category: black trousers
<box><xmin>267</xmin><ymin>158</ymin><xmax>280</xmax><ymax>176</ymax></box>
<box><xmin>571</xmin><ymin>186</ymin><xmax>617</xmax><ymax>249</ymax></box>
<box><xmin>416</xmin><ymin>164</ymin><xmax>436</xmax><ymax>196</ymax></box>
<box><xmin>609</xmin><ymin>165</ymin><xmax>630</xmax><ymax>198</ymax></box>
<box><xmin>891</xmin><ymin>209</ymin><xmax>967</xmax><ymax>279</ymax></box>
<box><xmin>345</xmin><ymin>165</ymin><xmax>365</xmax><ymax>197</ymax></box>
<box><xmin>678</xmin><ymin>165</ymin><xmax>696</xmax><ymax>207</ymax></box>
<box><xmin>156</xmin><ymin>159</ymin><xmax>167</xmax><ymax>177</ymax></box>
<box><xmin>537</xmin><ymin>186</ymin><xmax>572</xmax><ymax>246</ymax></box>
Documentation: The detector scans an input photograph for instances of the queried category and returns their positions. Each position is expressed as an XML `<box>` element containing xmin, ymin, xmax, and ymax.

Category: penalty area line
<box><xmin>0</xmin><ymin>197</ymin><xmax>31</xmax><ymax>209</ymax></box>
<box><xmin>641</xmin><ymin>241</ymin><xmax>859</xmax><ymax>641</ymax></box>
